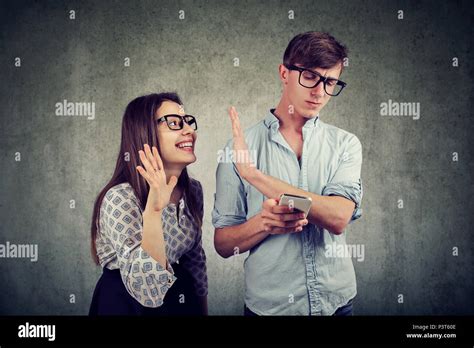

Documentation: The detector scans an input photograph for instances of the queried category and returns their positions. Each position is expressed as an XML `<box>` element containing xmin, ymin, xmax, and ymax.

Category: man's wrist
<box><xmin>254</xmin><ymin>212</ymin><xmax>269</xmax><ymax>237</ymax></box>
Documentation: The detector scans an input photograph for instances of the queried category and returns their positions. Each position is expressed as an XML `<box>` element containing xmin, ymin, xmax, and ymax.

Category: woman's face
<box><xmin>155</xmin><ymin>101</ymin><xmax>197</xmax><ymax>169</ymax></box>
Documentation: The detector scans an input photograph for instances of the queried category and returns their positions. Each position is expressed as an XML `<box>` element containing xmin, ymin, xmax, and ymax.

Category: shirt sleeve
<box><xmin>100</xmin><ymin>187</ymin><xmax>177</xmax><ymax>308</ymax></box>
<box><xmin>212</xmin><ymin>140</ymin><xmax>248</xmax><ymax>228</ymax></box>
<box><xmin>321</xmin><ymin>134</ymin><xmax>363</xmax><ymax>222</ymax></box>
<box><xmin>180</xmin><ymin>180</ymin><xmax>208</xmax><ymax>296</ymax></box>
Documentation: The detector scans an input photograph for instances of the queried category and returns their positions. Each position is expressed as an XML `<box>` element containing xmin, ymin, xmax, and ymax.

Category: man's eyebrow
<box><xmin>305</xmin><ymin>66</ymin><xmax>339</xmax><ymax>80</ymax></box>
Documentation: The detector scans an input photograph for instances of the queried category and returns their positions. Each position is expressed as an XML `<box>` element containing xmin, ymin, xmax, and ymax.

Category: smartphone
<box><xmin>278</xmin><ymin>193</ymin><xmax>312</xmax><ymax>217</ymax></box>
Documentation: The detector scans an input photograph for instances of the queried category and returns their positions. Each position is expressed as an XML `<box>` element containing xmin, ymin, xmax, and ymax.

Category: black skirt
<box><xmin>89</xmin><ymin>260</ymin><xmax>201</xmax><ymax>316</ymax></box>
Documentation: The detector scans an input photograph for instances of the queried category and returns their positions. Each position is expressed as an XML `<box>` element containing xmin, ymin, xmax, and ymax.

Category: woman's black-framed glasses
<box><xmin>156</xmin><ymin>114</ymin><xmax>198</xmax><ymax>131</ymax></box>
<box><xmin>284</xmin><ymin>64</ymin><xmax>347</xmax><ymax>96</ymax></box>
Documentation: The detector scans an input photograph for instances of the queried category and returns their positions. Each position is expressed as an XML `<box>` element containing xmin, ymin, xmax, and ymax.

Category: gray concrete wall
<box><xmin>0</xmin><ymin>0</ymin><xmax>473</xmax><ymax>315</ymax></box>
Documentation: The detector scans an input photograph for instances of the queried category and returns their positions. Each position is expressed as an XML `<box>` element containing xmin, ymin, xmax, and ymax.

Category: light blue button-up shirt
<box><xmin>212</xmin><ymin>109</ymin><xmax>363</xmax><ymax>315</ymax></box>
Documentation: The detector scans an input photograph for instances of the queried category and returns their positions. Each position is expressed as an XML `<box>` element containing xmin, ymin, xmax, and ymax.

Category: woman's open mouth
<box><xmin>175</xmin><ymin>141</ymin><xmax>194</xmax><ymax>152</ymax></box>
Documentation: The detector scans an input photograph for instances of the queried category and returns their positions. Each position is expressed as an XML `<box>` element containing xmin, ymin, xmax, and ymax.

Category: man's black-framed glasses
<box><xmin>156</xmin><ymin>114</ymin><xmax>198</xmax><ymax>131</ymax></box>
<box><xmin>284</xmin><ymin>64</ymin><xmax>347</xmax><ymax>96</ymax></box>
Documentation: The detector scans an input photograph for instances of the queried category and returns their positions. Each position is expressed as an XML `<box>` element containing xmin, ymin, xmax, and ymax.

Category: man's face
<box><xmin>280</xmin><ymin>63</ymin><xmax>342</xmax><ymax>119</ymax></box>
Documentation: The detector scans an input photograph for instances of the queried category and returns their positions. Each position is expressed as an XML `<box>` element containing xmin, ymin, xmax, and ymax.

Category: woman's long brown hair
<box><xmin>90</xmin><ymin>93</ymin><xmax>202</xmax><ymax>265</ymax></box>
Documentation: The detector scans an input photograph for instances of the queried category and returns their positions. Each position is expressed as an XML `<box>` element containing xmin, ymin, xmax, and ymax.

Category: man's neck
<box><xmin>273</xmin><ymin>100</ymin><xmax>308</xmax><ymax>133</ymax></box>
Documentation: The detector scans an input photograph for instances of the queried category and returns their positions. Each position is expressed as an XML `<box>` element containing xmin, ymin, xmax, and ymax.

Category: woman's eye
<box><xmin>327</xmin><ymin>80</ymin><xmax>337</xmax><ymax>86</ymax></box>
<box><xmin>169</xmin><ymin>121</ymin><xmax>178</xmax><ymax>126</ymax></box>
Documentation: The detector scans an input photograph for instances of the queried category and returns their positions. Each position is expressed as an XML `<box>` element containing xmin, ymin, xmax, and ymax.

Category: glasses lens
<box><xmin>166</xmin><ymin>116</ymin><xmax>183</xmax><ymax>130</ymax></box>
<box><xmin>300</xmin><ymin>70</ymin><xmax>321</xmax><ymax>88</ymax></box>
<box><xmin>184</xmin><ymin>116</ymin><xmax>197</xmax><ymax>130</ymax></box>
<box><xmin>324</xmin><ymin>80</ymin><xmax>343</xmax><ymax>96</ymax></box>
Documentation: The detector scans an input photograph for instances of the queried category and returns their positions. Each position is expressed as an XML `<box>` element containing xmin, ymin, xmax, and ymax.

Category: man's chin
<box><xmin>298</xmin><ymin>108</ymin><xmax>319</xmax><ymax>119</ymax></box>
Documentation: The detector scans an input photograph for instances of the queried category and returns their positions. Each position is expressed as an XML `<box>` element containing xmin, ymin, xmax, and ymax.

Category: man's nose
<box><xmin>311</xmin><ymin>80</ymin><xmax>326</xmax><ymax>97</ymax></box>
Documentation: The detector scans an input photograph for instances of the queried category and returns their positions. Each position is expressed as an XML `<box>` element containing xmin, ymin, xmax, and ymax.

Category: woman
<box><xmin>89</xmin><ymin>92</ymin><xmax>207</xmax><ymax>315</ymax></box>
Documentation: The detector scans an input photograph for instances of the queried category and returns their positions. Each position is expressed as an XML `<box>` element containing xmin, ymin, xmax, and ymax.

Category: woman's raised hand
<box><xmin>136</xmin><ymin>144</ymin><xmax>178</xmax><ymax>214</ymax></box>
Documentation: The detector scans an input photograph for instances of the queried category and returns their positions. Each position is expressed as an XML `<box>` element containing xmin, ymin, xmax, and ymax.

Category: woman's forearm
<box><xmin>141</xmin><ymin>210</ymin><xmax>168</xmax><ymax>269</ymax></box>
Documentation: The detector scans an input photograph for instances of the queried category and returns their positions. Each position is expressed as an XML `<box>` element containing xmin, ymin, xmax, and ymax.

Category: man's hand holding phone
<box><xmin>260</xmin><ymin>198</ymin><xmax>308</xmax><ymax>235</ymax></box>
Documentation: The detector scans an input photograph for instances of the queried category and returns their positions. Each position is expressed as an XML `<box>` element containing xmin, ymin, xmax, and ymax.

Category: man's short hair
<box><xmin>283</xmin><ymin>32</ymin><xmax>348</xmax><ymax>74</ymax></box>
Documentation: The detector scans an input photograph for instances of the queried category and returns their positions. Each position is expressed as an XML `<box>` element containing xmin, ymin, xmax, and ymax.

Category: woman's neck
<box><xmin>169</xmin><ymin>185</ymin><xmax>183</xmax><ymax>205</ymax></box>
<box><xmin>165</xmin><ymin>166</ymin><xmax>183</xmax><ymax>183</ymax></box>
<box><xmin>165</xmin><ymin>165</ymin><xmax>184</xmax><ymax>205</ymax></box>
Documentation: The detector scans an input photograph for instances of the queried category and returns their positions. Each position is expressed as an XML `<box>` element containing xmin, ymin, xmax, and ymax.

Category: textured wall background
<box><xmin>0</xmin><ymin>0</ymin><xmax>473</xmax><ymax>315</ymax></box>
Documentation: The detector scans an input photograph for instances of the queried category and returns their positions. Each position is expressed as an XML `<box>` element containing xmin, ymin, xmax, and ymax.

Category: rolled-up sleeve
<box><xmin>322</xmin><ymin>135</ymin><xmax>363</xmax><ymax>222</ymax></box>
<box><xmin>100</xmin><ymin>188</ymin><xmax>177</xmax><ymax>307</ymax></box>
<box><xmin>212</xmin><ymin>140</ymin><xmax>248</xmax><ymax>228</ymax></box>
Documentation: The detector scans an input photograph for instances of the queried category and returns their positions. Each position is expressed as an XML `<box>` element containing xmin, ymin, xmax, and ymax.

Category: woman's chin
<box><xmin>186</xmin><ymin>156</ymin><xmax>197</xmax><ymax>165</ymax></box>
<box><xmin>164</xmin><ymin>150</ymin><xmax>197</xmax><ymax>168</ymax></box>
<box><xmin>178</xmin><ymin>154</ymin><xmax>197</xmax><ymax>166</ymax></box>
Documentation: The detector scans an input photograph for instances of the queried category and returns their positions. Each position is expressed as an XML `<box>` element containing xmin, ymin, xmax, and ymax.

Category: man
<box><xmin>212</xmin><ymin>32</ymin><xmax>363</xmax><ymax>316</ymax></box>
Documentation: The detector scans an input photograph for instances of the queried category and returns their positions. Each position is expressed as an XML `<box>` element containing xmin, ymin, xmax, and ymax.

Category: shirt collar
<box><xmin>166</xmin><ymin>189</ymin><xmax>186</xmax><ymax>212</ymax></box>
<box><xmin>264</xmin><ymin>108</ymin><xmax>320</xmax><ymax>130</ymax></box>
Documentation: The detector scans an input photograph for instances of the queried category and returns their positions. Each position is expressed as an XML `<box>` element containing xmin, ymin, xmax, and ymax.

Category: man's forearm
<box><xmin>246</xmin><ymin>170</ymin><xmax>354</xmax><ymax>234</ymax></box>
<box><xmin>214</xmin><ymin>213</ymin><xmax>269</xmax><ymax>258</ymax></box>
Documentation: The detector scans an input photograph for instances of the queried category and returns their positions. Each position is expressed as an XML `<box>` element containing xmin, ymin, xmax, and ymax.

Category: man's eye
<box><xmin>327</xmin><ymin>80</ymin><xmax>337</xmax><ymax>86</ymax></box>
<box><xmin>303</xmin><ymin>72</ymin><xmax>318</xmax><ymax>80</ymax></box>
<box><xmin>169</xmin><ymin>121</ymin><xmax>178</xmax><ymax>126</ymax></box>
